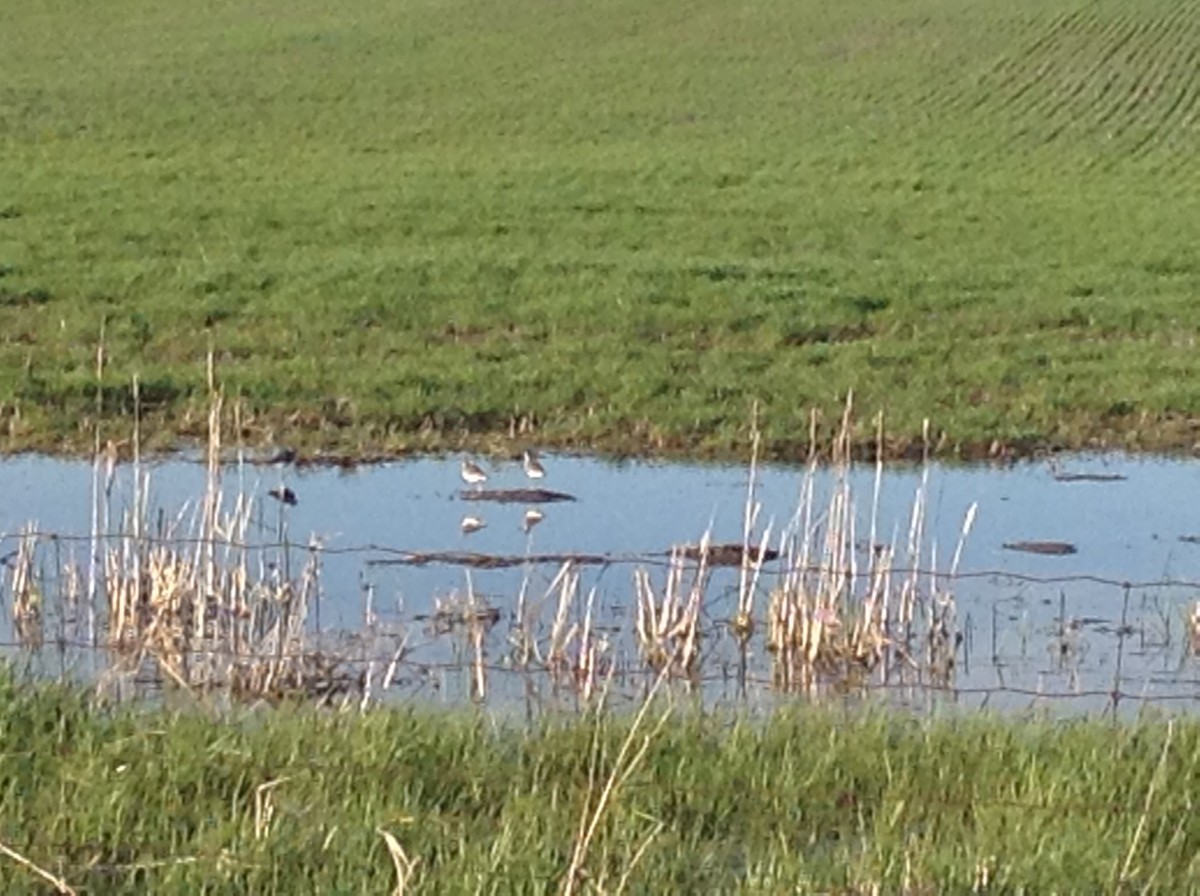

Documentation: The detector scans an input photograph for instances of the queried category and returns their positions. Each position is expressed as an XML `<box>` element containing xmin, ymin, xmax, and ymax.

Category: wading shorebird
<box><xmin>522</xmin><ymin>450</ymin><xmax>546</xmax><ymax>480</ymax></box>
<box><xmin>461</xmin><ymin>458</ymin><xmax>488</xmax><ymax>489</ymax></box>
<box><xmin>460</xmin><ymin>515</ymin><xmax>486</xmax><ymax>534</ymax></box>
<box><xmin>522</xmin><ymin>507</ymin><xmax>544</xmax><ymax>533</ymax></box>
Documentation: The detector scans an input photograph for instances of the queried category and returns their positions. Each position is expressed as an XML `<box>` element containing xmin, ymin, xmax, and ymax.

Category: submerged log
<box><xmin>459</xmin><ymin>487</ymin><xmax>577</xmax><ymax>504</ymax></box>
<box><xmin>1052</xmin><ymin>471</ymin><xmax>1127</xmax><ymax>483</ymax></box>
<box><xmin>372</xmin><ymin>550</ymin><xmax>609</xmax><ymax>570</ymax></box>
<box><xmin>1002</xmin><ymin>540</ymin><xmax>1078</xmax><ymax>556</ymax></box>
<box><xmin>677</xmin><ymin>543</ymin><xmax>781</xmax><ymax>567</ymax></box>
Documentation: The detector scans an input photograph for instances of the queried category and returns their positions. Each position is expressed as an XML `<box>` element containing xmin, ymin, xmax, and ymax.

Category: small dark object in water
<box><xmin>679</xmin><ymin>543</ymin><xmax>781</xmax><ymax>566</ymax></box>
<box><xmin>1047</xmin><ymin>457</ymin><xmax>1126</xmax><ymax>483</ymax></box>
<box><xmin>424</xmin><ymin>603</ymin><xmax>502</xmax><ymax>634</ymax></box>
<box><xmin>1179</xmin><ymin>535</ymin><xmax>1200</xmax><ymax>545</ymax></box>
<box><xmin>268</xmin><ymin>486</ymin><xmax>298</xmax><ymax>506</ymax></box>
<box><xmin>372</xmin><ymin>550</ymin><xmax>609</xmax><ymax>569</ymax></box>
<box><xmin>1002</xmin><ymin>540</ymin><xmax>1077</xmax><ymax>556</ymax></box>
<box><xmin>460</xmin><ymin>487</ymin><xmax>576</xmax><ymax>504</ymax></box>
<box><xmin>1052</xmin><ymin>471</ymin><xmax>1127</xmax><ymax>483</ymax></box>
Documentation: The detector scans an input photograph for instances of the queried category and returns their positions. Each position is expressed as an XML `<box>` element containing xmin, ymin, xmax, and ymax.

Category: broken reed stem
<box><xmin>1116</xmin><ymin>719</ymin><xmax>1175</xmax><ymax>887</ymax></box>
<box><xmin>870</xmin><ymin>411</ymin><xmax>886</xmax><ymax>649</ymax></box>
<box><xmin>0</xmin><ymin>839</ymin><xmax>76</xmax><ymax>895</ymax></box>
<box><xmin>87</xmin><ymin>320</ymin><xmax>106</xmax><ymax>648</ymax></box>
<box><xmin>197</xmin><ymin>370</ymin><xmax>222</xmax><ymax>672</ymax></box>
<box><xmin>562</xmin><ymin>671</ymin><xmax>670</xmax><ymax>896</ymax></box>
<box><xmin>737</xmin><ymin>401</ymin><xmax>762</xmax><ymax>632</ymax></box>
<box><xmin>377</xmin><ymin>828</ymin><xmax>420</xmax><ymax>896</ymax></box>
<box><xmin>11</xmin><ymin>524</ymin><xmax>42</xmax><ymax>649</ymax></box>
<box><xmin>578</xmin><ymin>586</ymin><xmax>597</xmax><ymax>702</ymax></box>
<box><xmin>546</xmin><ymin>562</ymin><xmax>578</xmax><ymax>675</ymax></box>
<box><xmin>471</xmin><ymin>595</ymin><xmax>487</xmax><ymax>703</ymax></box>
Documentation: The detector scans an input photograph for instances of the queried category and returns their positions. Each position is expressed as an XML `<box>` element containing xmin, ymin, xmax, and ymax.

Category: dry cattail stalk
<box><xmin>634</xmin><ymin>541</ymin><xmax>704</xmax><ymax>680</ymax></box>
<box><xmin>10</xmin><ymin>525</ymin><xmax>42</xmax><ymax>649</ymax></box>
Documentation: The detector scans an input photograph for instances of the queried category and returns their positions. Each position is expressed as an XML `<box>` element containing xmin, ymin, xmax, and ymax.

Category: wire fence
<box><xmin>1</xmin><ymin>525</ymin><xmax>1199</xmax><ymax>715</ymax></box>
<box><xmin>3</xmin><ymin>528</ymin><xmax>1200</xmax><ymax>590</ymax></box>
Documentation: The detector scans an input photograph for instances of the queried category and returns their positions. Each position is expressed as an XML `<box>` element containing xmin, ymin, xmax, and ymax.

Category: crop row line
<box><xmin>921</xmin><ymin>2</ymin><xmax>1200</xmax><ymax>172</ymax></box>
<box><xmin>1032</xmin><ymin>11</ymin><xmax>1156</xmax><ymax>145</ymax></box>
<box><xmin>1089</xmin><ymin>8</ymin><xmax>1186</xmax><ymax>142</ymax></box>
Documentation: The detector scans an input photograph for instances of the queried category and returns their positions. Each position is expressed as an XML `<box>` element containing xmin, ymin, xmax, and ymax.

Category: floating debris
<box><xmin>460</xmin><ymin>487</ymin><xmax>576</xmax><ymax>504</ymax></box>
<box><xmin>1002</xmin><ymin>540</ymin><xmax>1077</xmax><ymax>556</ymax></box>
<box><xmin>522</xmin><ymin>508</ymin><xmax>545</xmax><ymax>533</ymax></box>
<box><xmin>1179</xmin><ymin>535</ymin><xmax>1200</xmax><ymax>546</ymax></box>
<box><xmin>267</xmin><ymin>486</ymin><xmax>298</xmax><ymax>506</ymax></box>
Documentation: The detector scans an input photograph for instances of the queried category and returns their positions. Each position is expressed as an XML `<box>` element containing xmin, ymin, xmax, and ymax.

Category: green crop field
<box><xmin>2</xmin><ymin>0</ymin><xmax>1198</xmax><ymax>459</ymax></box>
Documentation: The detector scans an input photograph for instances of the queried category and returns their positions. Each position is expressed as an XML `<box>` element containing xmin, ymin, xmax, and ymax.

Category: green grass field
<box><xmin>2</xmin><ymin>0</ymin><xmax>1199</xmax><ymax>459</ymax></box>
<box><xmin>1</xmin><ymin>673</ymin><xmax>1198</xmax><ymax>892</ymax></box>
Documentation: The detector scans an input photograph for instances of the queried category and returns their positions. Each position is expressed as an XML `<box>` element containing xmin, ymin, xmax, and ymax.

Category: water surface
<box><xmin>2</xmin><ymin>451</ymin><xmax>1198</xmax><ymax>715</ymax></box>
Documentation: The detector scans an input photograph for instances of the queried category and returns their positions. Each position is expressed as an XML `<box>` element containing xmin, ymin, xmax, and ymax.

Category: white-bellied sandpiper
<box><xmin>522</xmin><ymin>450</ymin><xmax>546</xmax><ymax>480</ymax></box>
<box><xmin>522</xmin><ymin>507</ymin><xmax>544</xmax><ymax>533</ymax></box>
<box><xmin>461</xmin><ymin>458</ymin><xmax>488</xmax><ymax>489</ymax></box>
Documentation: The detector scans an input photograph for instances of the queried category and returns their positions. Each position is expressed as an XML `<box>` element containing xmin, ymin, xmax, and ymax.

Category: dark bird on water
<box><xmin>268</xmin><ymin>486</ymin><xmax>298</xmax><ymax>506</ymax></box>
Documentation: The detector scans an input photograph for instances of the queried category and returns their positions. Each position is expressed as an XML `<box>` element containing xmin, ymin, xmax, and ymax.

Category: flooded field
<box><xmin>2</xmin><ymin>449</ymin><xmax>1199</xmax><ymax>717</ymax></box>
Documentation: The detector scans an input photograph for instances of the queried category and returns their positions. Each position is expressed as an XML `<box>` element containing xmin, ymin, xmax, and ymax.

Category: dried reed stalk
<box><xmin>734</xmin><ymin>403</ymin><xmax>771</xmax><ymax>645</ymax></box>
<box><xmin>10</xmin><ymin>525</ymin><xmax>43</xmax><ymax>649</ymax></box>
<box><xmin>91</xmin><ymin>368</ymin><xmax>348</xmax><ymax>703</ymax></box>
<box><xmin>545</xmin><ymin>562</ymin><xmax>579</xmax><ymax>677</ymax></box>
<box><xmin>633</xmin><ymin>542</ymin><xmax>704</xmax><ymax>680</ymax></box>
<box><xmin>378</xmin><ymin>828</ymin><xmax>421</xmax><ymax>895</ymax></box>
<box><xmin>524</xmin><ymin>563</ymin><xmax>609</xmax><ymax>700</ymax></box>
<box><xmin>766</xmin><ymin>396</ymin><xmax>973</xmax><ymax>696</ymax></box>
<box><xmin>562</xmin><ymin>672</ymin><xmax>670</xmax><ymax>896</ymax></box>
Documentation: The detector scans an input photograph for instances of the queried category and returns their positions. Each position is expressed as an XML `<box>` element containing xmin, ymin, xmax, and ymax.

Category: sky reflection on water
<box><xmin>1</xmin><ymin>451</ymin><xmax>1198</xmax><ymax>715</ymax></box>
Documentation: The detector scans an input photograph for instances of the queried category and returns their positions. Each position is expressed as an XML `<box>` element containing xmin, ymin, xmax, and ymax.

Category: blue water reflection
<box><xmin>1</xmin><ymin>451</ymin><xmax>1198</xmax><ymax>714</ymax></box>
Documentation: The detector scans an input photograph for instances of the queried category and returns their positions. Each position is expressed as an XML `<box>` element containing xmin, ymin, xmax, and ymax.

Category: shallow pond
<box><xmin>2</xmin><ymin>451</ymin><xmax>1199</xmax><ymax>716</ymax></box>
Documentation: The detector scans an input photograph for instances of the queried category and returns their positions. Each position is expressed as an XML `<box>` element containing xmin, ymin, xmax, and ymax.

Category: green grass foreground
<box><xmin>2</xmin><ymin>676</ymin><xmax>1199</xmax><ymax>892</ymax></box>
<box><xmin>2</xmin><ymin>0</ymin><xmax>1200</xmax><ymax>459</ymax></box>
